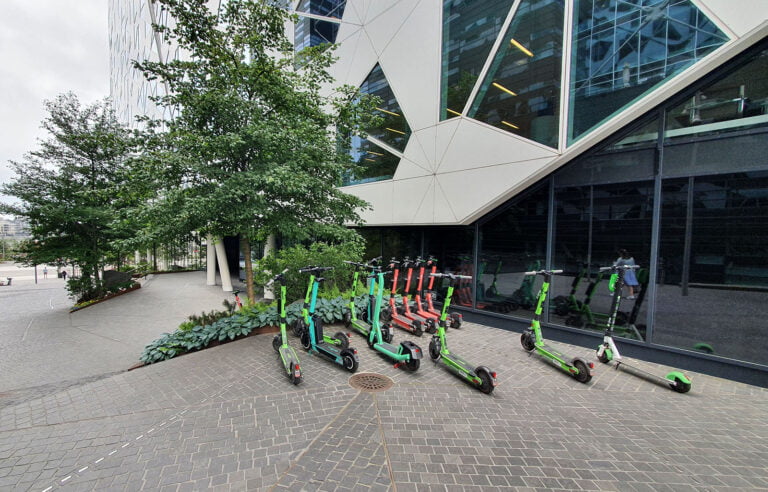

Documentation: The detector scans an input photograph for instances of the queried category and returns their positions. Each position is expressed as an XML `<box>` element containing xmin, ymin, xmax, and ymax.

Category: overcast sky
<box><xmin>0</xmin><ymin>1</ymin><xmax>109</xmax><ymax>214</ymax></box>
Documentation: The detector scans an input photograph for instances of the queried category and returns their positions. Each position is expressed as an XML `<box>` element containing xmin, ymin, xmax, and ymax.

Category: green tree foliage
<box><xmin>0</xmin><ymin>93</ymin><xmax>137</xmax><ymax>301</ymax></box>
<box><xmin>133</xmin><ymin>0</ymin><xmax>375</xmax><ymax>301</ymax></box>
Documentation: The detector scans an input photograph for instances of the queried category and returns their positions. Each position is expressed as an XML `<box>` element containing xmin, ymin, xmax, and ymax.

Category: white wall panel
<box><xmin>329</xmin><ymin>29</ymin><xmax>364</xmax><ymax>84</ymax></box>
<box><xmin>345</xmin><ymin>180</ymin><xmax>394</xmax><ymax>224</ymax></box>
<box><xmin>363</xmin><ymin>0</ymin><xmax>421</xmax><ymax>57</ymax></box>
<box><xmin>365</xmin><ymin>0</ymin><xmax>404</xmax><ymax>23</ymax></box>
<box><xmin>437</xmin><ymin>119</ymin><xmax>558</xmax><ymax>174</ymax></box>
<box><xmin>378</xmin><ymin>0</ymin><xmax>441</xmax><ymax>131</ymax></box>
<box><xmin>434</xmin><ymin>119</ymin><xmax>461</xmax><ymax>169</ymax></box>
<box><xmin>340</xmin><ymin>30</ymin><xmax>379</xmax><ymax>86</ymax></box>
<box><xmin>693</xmin><ymin>0</ymin><xmax>768</xmax><ymax>37</ymax></box>
<box><xmin>411</xmin><ymin>126</ymin><xmax>438</xmax><ymax>172</ymax></box>
<box><xmin>392</xmin><ymin>176</ymin><xmax>434</xmax><ymax>223</ymax></box>
<box><xmin>398</xmin><ymin>140</ymin><xmax>433</xmax><ymax>178</ymax></box>
<box><xmin>342</xmin><ymin>0</ymin><xmax>366</xmax><ymax>26</ymax></box>
<box><xmin>435</xmin><ymin>157</ymin><xmax>554</xmax><ymax>222</ymax></box>
<box><xmin>432</xmin><ymin>179</ymin><xmax>459</xmax><ymax>223</ymax></box>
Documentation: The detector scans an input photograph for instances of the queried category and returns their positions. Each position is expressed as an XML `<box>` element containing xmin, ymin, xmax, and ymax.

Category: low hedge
<box><xmin>139</xmin><ymin>293</ymin><xmax>371</xmax><ymax>364</ymax></box>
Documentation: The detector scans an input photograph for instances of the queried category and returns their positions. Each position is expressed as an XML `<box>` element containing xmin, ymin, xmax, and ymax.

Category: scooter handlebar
<box><xmin>524</xmin><ymin>269</ymin><xmax>563</xmax><ymax>276</ymax></box>
<box><xmin>429</xmin><ymin>273</ymin><xmax>472</xmax><ymax>280</ymax></box>
<box><xmin>298</xmin><ymin>266</ymin><xmax>334</xmax><ymax>273</ymax></box>
<box><xmin>600</xmin><ymin>265</ymin><xmax>640</xmax><ymax>272</ymax></box>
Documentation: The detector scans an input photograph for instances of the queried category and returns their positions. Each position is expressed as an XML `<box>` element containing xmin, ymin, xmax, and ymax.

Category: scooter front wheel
<box><xmin>596</xmin><ymin>346</ymin><xmax>612</xmax><ymax>363</ymax></box>
<box><xmin>382</xmin><ymin>325</ymin><xmax>394</xmax><ymax>344</ymax></box>
<box><xmin>272</xmin><ymin>335</ymin><xmax>281</xmax><ymax>353</ymax></box>
<box><xmin>300</xmin><ymin>331</ymin><xmax>312</xmax><ymax>350</ymax></box>
<box><xmin>342</xmin><ymin>352</ymin><xmax>358</xmax><ymax>373</ymax></box>
<box><xmin>425</xmin><ymin>319</ymin><xmax>437</xmax><ymax>334</ymax></box>
<box><xmin>669</xmin><ymin>376</ymin><xmax>692</xmax><ymax>394</ymax></box>
<box><xmin>428</xmin><ymin>338</ymin><xmax>441</xmax><ymax>360</ymax></box>
<box><xmin>521</xmin><ymin>332</ymin><xmax>535</xmax><ymax>352</ymax></box>
<box><xmin>342</xmin><ymin>311</ymin><xmax>352</xmax><ymax>329</ymax></box>
<box><xmin>294</xmin><ymin>319</ymin><xmax>307</xmax><ymax>337</ymax></box>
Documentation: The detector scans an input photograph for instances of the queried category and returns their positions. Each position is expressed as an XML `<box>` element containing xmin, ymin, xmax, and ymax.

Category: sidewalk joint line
<box><xmin>374</xmin><ymin>393</ymin><xmax>397</xmax><ymax>492</ymax></box>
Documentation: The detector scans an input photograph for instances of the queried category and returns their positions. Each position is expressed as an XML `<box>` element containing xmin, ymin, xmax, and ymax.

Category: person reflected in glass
<box><xmin>614</xmin><ymin>249</ymin><xmax>638</xmax><ymax>300</ymax></box>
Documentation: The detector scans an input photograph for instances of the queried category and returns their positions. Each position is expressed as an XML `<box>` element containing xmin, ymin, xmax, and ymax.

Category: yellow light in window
<box><xmin>492</xmin><ymin>82</ymin><xmax>517</xmax><ymax>96</ymax></box>
<box><xmin>376</xmin><ymin>107</ymin><xmax>401</xmax><ymax>117</ymax></box>
<box><xmin>510</xmin><ymin>38</ymin><xmax>534</xmax><ymax>57</ymax></box>
<box><xmin>367</xmin><ymin>150</ymin><xmax>384</xmax><ymax>156</ymax></box>
<box><xmin>364</xmin><ymin>158</ymin><xmax>377</xmax><ymax>162</ymax></box>
<box><xmin>446</xmin><ymin>108</ymin><xmax>462</xmax><ymax>116</ymax></box>
<box><xmin>501</xmin><ymin>121</ymin><xmax>519</xmax><ymax>130</ymax></box>
<box><xmin>385</xmin><ymin>127</ymin><xmax>406</xmax><ymax>135</ymax></box>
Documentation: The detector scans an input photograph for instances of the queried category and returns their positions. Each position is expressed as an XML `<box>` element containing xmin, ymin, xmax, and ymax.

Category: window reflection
<box><xmin>342</xmin><ymin>136</ymin><xmax>399</xmax><ymax>186</ymax></box>
<box><xmin>569</xmin><ymin>0</ymin><xmax>728</xmax><ymax>142</ymax></box>
<box><xmin>360</xmin><ymin>64</ymin><xmax>411</xmax><ymax>152</ymax></box>
<box><xmin>656</xmin><ymin>173</ymin><xmax>768</xmax><ymax>364</ymax></box>
<box><xmin>440</xmin><ymin>0</ymin><xmax>516</xmax><ymax>120</ymax></box>
<box><xmin>424</xmin><ymin>226</ymin><xmax>475</xmax><ymax>305</ymax></box>
<box><xmin>469</xmin><ymin>0</ymin><xmax>564</xmax><ymax>147</ymax></box>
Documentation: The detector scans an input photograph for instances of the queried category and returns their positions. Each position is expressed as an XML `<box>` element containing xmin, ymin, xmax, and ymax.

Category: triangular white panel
<box><xmin>394</xmin><ymin>153</ymin><xmax>431</xmax><ymax>180</ymax></box>
<box><xmin>432</xmin><ymin>179</ymin><xmax>459</xmax><ymax>223</ymax></box>
<box><xmin>336</xmin><ymin>20</ymin><xmax>363</xmax><ymax>43</ymax></box>
<box><xmin>363</xmin><ymin>0</ymin><xmax>420</xmax><ymax>57</ymax></box>
<box><xmin>378</xmin><ymin>0</ymin><xmax>441</xmax><ymax>132</ymax></box>
<box><xmin>408</xmin><ymin>128</ymin><xmax>436</xmax><ymax>172</ymax></box>
<box><xmin>436</xmin><ymin>157</ymin><xmax>553</xmax><ymax>221</ymax></box>
<box><xmin>693</xmin><ymin>0</ymin><xmax>761</xmax><ymax>37</ymax></box>
<box><xmin>340</xmin><ymin>0</ymin><xmax>365</xmax><ymax>25</ymax></box>
<box><xmin>392</xmin><ymin>176</ymin><xmax>433</xmax><ymax>224</ymax></box>
<box><xmin>410</xmin><ymin>177</ymin><xmax>436</xmax><ymax>224</ymax></box>
<box><xmin>437</xmin><ymin>119</ymin><xmax>558</xmax><ymax>174</ymax></box>
<box><xmin>330</xmin><ymin>29</ymin><xmax>364</xmax><ymax>84</ymax></box>
<box><xmin>365</xmin><ymin>0</ymin><xmax>403</xmax><ymax>23</ymax></box>
<box><xmin>345</xmin><ymin>180</ymin><xmax>394</xmax><ymax>225</ymax></box>
<box><xmin>346</xmin><ymin>31</ymin><xmax>379</xmax><ymax>87</ymax></box>
<box><xmin>433</xmin><ymin>119</ymin><xmax>461</xmax><ymax>170</ymax></box>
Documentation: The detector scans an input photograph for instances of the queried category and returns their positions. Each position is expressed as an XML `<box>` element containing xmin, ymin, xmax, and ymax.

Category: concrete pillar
<box><xmin>206</xmin><ymin>234</ymin><xmax>217</xmax><ymax>286</ymax></box>
<box><xmin>262</xmin><ymin>234</ymin><xmax>277</xmax><ymax>300</ymax></box>
<box><xmin>134</xmin><ymin>250</ymin><xmax>141</xmax><ymax>265</ymax></box>
<box><xmin>214</xmin><ymin>237</ymin><xmax>233</xmax><ymax>292</ymax></box>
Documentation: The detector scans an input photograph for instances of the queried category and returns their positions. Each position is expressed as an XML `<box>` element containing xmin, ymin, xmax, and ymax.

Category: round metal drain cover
<box><xmin>349</xmin><ymin>372</ymin><xmax>394</xmax><ymax>393</ymax></box>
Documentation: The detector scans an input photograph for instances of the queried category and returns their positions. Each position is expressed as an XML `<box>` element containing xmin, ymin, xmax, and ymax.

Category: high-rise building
<box><xmin>109</xmin><ymin>0</ymin><xmax>768</xmax><ymax>384</ymax></box>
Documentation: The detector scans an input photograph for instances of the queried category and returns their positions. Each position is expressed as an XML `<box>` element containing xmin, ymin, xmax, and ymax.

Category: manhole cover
<box><xmin>349</xmin><ymin>373</ymin><xmax>394</xmax><ymax>393</ymax></box>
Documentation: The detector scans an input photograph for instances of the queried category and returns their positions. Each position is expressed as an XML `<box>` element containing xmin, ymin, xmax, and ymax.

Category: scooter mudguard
<box><xmin>400</xmin><ymin>340</ymin><xmax>423</xmax><ymax>359</ymax></box>
<box><xmin>341</xmin><ymin>348</ymin><xmax>360</xmax><ymax>364</ymax></box>
<box><xmin>665</xmin><ymin>371</ymin><xmax>691</xmax><ymax>384</ymax></box>
<box><xmin>474</xmin><ymin>365</ymin><xmax>497</xmax><ymax>386</ymax></box>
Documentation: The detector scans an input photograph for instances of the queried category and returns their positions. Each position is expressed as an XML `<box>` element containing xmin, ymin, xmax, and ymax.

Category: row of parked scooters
<box><xmin>266</xmin><ymin>257</ymin><xmax>691</xmax><ymax>395</ymax></box>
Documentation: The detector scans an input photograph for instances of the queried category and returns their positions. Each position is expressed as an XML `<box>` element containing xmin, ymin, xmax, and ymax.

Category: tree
<box><xmin>134</xmin><ymin>0</ymin><xmax>375</xmax><ymax>301</ymax></box>
<box><xmin>1</xmin><ymin>93</ymin><xmax>137</xmax><ymax>300</ymax></box>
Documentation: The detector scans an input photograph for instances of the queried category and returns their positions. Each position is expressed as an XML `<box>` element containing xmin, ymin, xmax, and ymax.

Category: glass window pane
<box><xmin>440</xmin><ymin>0</ymin><xmax>516</xmax><ymax>120</ymax></box>
<box><xmin>665</xmin><ymin>46</ymin><xmax>768</xmax><ymax>141</ymax></box>
<box><xmin>552</xmin><ymin>181</ymin><xmax>654</xmax><ymax>340</ymax></box>
<box><xmin>469</xmin><ymin>0</ymin><xmax>564</xmax><ymax>148</ymax></box>
<box><xmin>569</xmin><ymin>0</ymin><xmax>728</xmax><ymax>143</ymax></box>
<box><xmin>477</xmin><ymin>184</ymin><xmax>549</xmax><ymax>315</ymax></box>
<box><xmin>360</xmin><ymin>64</ymin><xmax>412</xmax><ymax>153</ymax></box>
<box><xmin>296</xmin><ymin>0</ymin><xmax>346</xmax><ymax>18</ymax></box>
<box><xmin>342</xmin><ymin>136</ymin><xmax>399</xmax><ymax>186</ymax></box>
<box><xmin>295</xmin><ymin>16</ymin><xmax>341</xmax><ymax>52</ymax></box>
<box><xmin>424</xmin><ymin>226</ymin><xmax>475</xmax><ymax>306</ymax></box>
<box><xmin>655</xmin><ymin>173</ymin><xmax>768</xmax><ymax>366</ymax></box>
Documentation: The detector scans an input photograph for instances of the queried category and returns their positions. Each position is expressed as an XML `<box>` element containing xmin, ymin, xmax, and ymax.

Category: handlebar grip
<box><xmin>524</xmin><ymin>271</ymin><xmax>536</xmax><ymax>276</ymax></box>
<box><xmin>551</xmin><ymin>269</ymin><xmax>564</xmax><ymax>274</ymax></box>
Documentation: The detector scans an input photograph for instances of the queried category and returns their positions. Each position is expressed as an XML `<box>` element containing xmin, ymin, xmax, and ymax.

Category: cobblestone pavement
<box><xmin>1</xmin><ymin>309</ymin><xmax>766</xmax><ymax>491</ymax></box>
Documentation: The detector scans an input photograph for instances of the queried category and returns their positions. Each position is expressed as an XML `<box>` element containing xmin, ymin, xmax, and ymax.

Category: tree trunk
<box><xmin>242</xmin><ymin>236</ymin><xmax>255</xmax><ymax>303</ymax></box>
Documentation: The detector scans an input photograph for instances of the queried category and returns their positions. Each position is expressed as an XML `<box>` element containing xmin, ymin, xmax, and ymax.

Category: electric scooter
<box><xmin>371</xmin><ymin>269</ymin><xmax>423</xmax><ymax>371</ymax></box>
<box><xmin>298</xmin><ymin>266</ymin><xmax>360</xmax><ymax>373</ymax></box>
<box><xmin>292</xmin><ymin>268</ymin><xmax>350</xmax><ymax>349</ymax></box>
<box><xmin>421</xmin><ymin>256</ymin><xmax>462</xmax><ymax>329</ymax></box>
<box><xmin>384</xmin><ymin>258</ymin><xmax>425</xmax><ymax>336</ymax></box>
<box><xmin>342</xmin><ymin>260</ymin><xmax>394</xmax><ymax>344</ymax></box>
<box><xmin>268</xmin><ymin>269</ymin><xmax>302</xmax><ymax>385</ymax></box>
<box><xmin>596</xmin><ymin>265</ymin><xmax>692</xmax><ymax>393</ymax></box>
<box><xmin>399</xmin><ymin>257</ymin><xmax>437</xmax><ymax>333</ymax></box>
<box><xmin>428</xmin><ymin>273</ymin><xmax>497</xmax><ymax>394</ymax></box>
<box><xmin>520</xmin><ymin>269</ymin><xmax>594</xmax><ymax>383</ymax></box>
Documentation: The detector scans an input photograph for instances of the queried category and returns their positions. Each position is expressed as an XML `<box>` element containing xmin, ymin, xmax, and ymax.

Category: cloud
<box><xmin>0</xmin><ymin>0</ymin><xmax>109</xmax><ymax>211</ymax></box>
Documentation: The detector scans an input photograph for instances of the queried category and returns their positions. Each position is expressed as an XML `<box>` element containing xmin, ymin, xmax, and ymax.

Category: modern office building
<box><xmin>109</xmin><ymin>1</ymin><xmax>768</xmax><ymax>383</ymax></box>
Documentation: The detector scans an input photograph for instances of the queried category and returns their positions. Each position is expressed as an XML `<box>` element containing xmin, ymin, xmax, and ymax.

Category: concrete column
<box><xmin>206</xmin><ymin>235</ymin><xmax>217</xmax><ymax>286</ymax></box>
<box><xmin>134</xmin><ymin>251</ymin><xmax>141</xmax><ymax>265</ymax></box>
<box><xmin>262</xmin><ymin>234</ymin><xmax>277</xmax><ymax>300</ymax></box>
<box><xmin>214</xmin><ymin>237</ymin><xmax>233</xmax><ymax>292</ymax></box>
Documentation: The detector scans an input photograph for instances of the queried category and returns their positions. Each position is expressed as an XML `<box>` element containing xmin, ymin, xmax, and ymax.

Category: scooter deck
<box><xmin>376</xmin><ymin>342</ymin><xmax>408</xmax><ymax>361</ymax></box>
<box><xmin>279</xmin><ymin>345</ymin><xmax>299</xmax><ymax>366</ymax></box>
<box><xmin>535</xmin><ymin>342</ymin><xmax>571</xmax><ymax>365</ymax></box>
<box><xmin>614</xmin><ymin>361</ymin><xmax>688</xmax><ymax>390</ymax></box>
<box><xmin>313</xmin><ymin>342</ymin><xmax>343</xmax><ymax>360</ymax></box>
<box><xmin>350</xmin><ymin>319</ymin><xmax>371</xmax><ymax>337</ymax></box>
<box><xmin>440</xmin><ymin>352</ymin><xmax>478</xmax><ymax>380</ymax></box>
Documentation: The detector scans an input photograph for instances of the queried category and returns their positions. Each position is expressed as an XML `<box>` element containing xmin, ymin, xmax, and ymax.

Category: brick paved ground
<box><xmin>1</xmin><ymin>314</ymin><xmax>766</xmax><ymax>491</ymax></box>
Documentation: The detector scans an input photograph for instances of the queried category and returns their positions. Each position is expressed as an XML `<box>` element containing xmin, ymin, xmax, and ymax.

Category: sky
<box><xmin>0</xmin><ymin>1</ymin><xmax>109</xmax><ymax>214</ymax></box>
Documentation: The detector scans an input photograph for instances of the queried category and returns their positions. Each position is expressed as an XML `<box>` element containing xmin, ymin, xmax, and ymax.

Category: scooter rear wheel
<box><xmin>342</xmin><ymin>311</ymin><xmax>352</xmax><ymax>329</ymax></box>
<box><xmin>382</xmin><ymin>325</ymin><xmax>394</xmax><ymax>344</ymax></box>
<box><xmin>300</xmin><ymin>331</ymin><xmax>312</xmax><ymax>350</ymax></box>
<box><xmin>294</xmin><ymin>319</ymin><xmax>307</xmax><ymax>337</ymax></box>
<box><xmin>291</xmin><ymin>363</ymin><xmax>302</xmax><ymax>385</ymax></box>
<box><xmin>342</xmin><ymin>352</ymin><xmax>358</xmax><ymax>373</ymax></box>
<box><xmin>477</xmin><ymin>369</ymin><xmax>494</xmax><ymax>395</ymax></box>
<box><xmin>572</xmin><ymin>359</ymin><xmax>592</xmax><ymax>383</ymax></box>
<box><xmin>412</xmin><ymin>320</ymin><xmax>423</xmax><ymax>337</ymax></box>
<box><xmin>404</xmin><ymin>358</ymin><xmax>420</xmax><ymax>371</ymax></box>
<box><xmin>669</xmin><ymin>376</ymin><xmax>692</xmax><ymax>394</ymax></box>
<box><xmin>334</xmin><ymin>331</ymin><xmax>350</xmax><ymax>350</ymax></box>
<box><xmin>428</xmin><ymin>338</ymin><xmax>441</xmax><ymax>360</ymax></box>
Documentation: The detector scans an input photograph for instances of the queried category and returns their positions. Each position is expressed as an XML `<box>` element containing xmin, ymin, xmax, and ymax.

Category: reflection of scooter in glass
<box><xmin>521</xmin><ymin>269</ymin><xmax>593</xmax><ymax>383</ymax></box>
<box><xmin>596</xmin><ymin>265</ymin><xmax>691</xmax><ymax>393</ymax></box>
<box><xmin>268</xmin><ymin>269</ymin><xmax>302</xmax><ymax>385</ymax></box>
<box><xmin>428</xmin><ymin>273</ymin><xmax>496</xmax><ymax>394</ymax></box>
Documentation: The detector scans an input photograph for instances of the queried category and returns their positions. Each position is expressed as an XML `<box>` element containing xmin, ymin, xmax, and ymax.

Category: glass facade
<box><xmin>440</xmin><ymin>0</ymin><xmax>516</xmax><ymax>120</ymax></box>
<box><xmin>342</xmin><ymin>136</ymin><xmax>400</xmax><ymax>186</ymax></box>
<box><xmin>360</xmin><ymin>64</ymin><xmax>411</xmax><ymax>153</ymax></box>
<box><xmin>294</xmin><ymin>0</ymin><xmax>346</xmax><ymax>52</ymax></box>
<box><xmin>296</xmin><ymin>0</ymin><xmax>346</xmax><ymax>18</ymax></box>
<box><xmin>568</xmin><ymin>0</ymin><xmax>728</xmax><ymax>142</ymax></box>
<box><xmin>469</xmin><ymin>0</ymin><xmax>564</xmax><ymax>147</ymax></box>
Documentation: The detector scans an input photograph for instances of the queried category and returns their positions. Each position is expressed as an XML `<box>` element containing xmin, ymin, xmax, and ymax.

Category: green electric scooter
<box><xmin>298</xmin><ymin>266</ymin><xmax>360</xmax><ymax>373</ymax></box>
<box><xmin>371</xmin><ymin>269</ymin><xmax>423</xmax><ymax>371</ymax></box>
<box><xmin>596</xmin><ymin>265</ymin><xmax>692</xmax><ymax>393</ymax></box>
<box><xmin>342</xmin><ymin>260</ymin><xmax>394</xmax><ymax>344</ymax></box>
<box><xmin>293</xmin><ymin>267</ymin><xmax>350</xmax><ymax>349</ymax></box>
<box><xmin>268</xmin><ymin>269</ymin><xmax>302</xmax><ymax>385</ymax></box>
<box><xmin>521</xmin><ymin>269</ymin><xmax>594</xmax><ymax>383</ymax></box>
<box><xmin>428</xmin><ymin>273</ymin><xmax>497</xmax><ymax>394</ymax></box>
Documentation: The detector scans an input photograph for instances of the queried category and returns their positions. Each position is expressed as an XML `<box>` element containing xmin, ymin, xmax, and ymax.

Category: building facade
<box><xmin>109</xmin><ymin>0</ymin><xmax>768</xmax><ymax>383</ymax></box>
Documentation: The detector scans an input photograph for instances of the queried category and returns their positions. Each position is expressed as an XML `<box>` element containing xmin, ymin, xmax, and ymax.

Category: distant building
<box><xmin>0</xmin><ymin>218</ymin><xmax>29</xmax><ymax>239</ymax></box>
